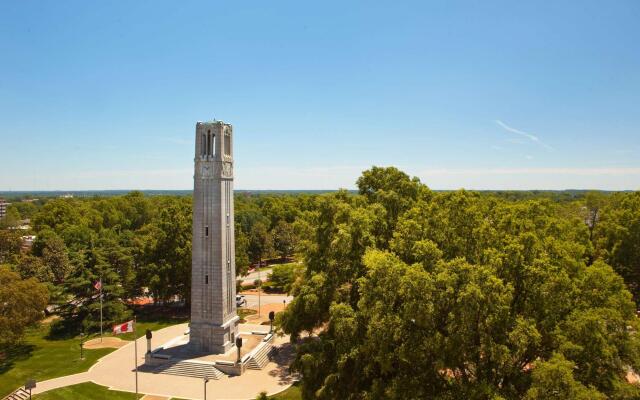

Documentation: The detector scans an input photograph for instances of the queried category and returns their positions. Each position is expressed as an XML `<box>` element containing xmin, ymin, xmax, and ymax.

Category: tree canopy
<box><xmin>280</xmin><ymin>167</ymin><xmax>640</xmax><ymax>399</ymax></box>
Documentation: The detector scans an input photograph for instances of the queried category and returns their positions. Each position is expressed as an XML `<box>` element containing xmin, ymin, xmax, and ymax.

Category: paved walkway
<box><xmin>31</xmin><ymin>323</ymin><xmax>295</xmax><ymax>400</ymax></box>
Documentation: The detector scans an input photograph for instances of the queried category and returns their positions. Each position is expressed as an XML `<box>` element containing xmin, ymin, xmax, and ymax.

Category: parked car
<box><xmin>236</xmin><ymin>294</ymin><xmax>247</xmax><ymax>307</ymax></box>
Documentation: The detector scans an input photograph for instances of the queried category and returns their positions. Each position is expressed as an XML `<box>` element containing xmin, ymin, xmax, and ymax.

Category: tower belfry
<box><xmin>190</xmin><ymin>120</ymin><xmax>239</xmax><ymax>354</ymax></box>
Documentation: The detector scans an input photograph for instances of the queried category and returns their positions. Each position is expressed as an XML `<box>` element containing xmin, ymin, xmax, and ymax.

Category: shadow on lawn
<box><xmin>0</xmin><ymin>343</ymin><xmax>35</xmax><ymax>375</ymax></box>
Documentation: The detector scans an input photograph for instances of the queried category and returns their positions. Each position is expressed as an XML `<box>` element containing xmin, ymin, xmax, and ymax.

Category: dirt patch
<box><xmin>84</xmin><ymin>336</ymin><xmax>128</xmax><ymax>349</ymax></box>
<box><xmin>41</xmin><ymin>315</ymin><xmax>60</xmax><ymax>324</ymax></box>
<box><xmin>627</xmin><ymin>369</ymin><xmax>640</xmax><ymax>384</ymax></box>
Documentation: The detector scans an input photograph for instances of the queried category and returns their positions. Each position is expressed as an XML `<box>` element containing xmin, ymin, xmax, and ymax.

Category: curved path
<box><xmin>31</xmin><ymin>323</ymin><xmax>295</xmax><ymax>399</ymax></box>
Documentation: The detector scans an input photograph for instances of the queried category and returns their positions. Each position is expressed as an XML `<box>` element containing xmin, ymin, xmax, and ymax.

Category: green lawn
<box><xmin>0</xmin><ymin>314</ymin><xmax>186</xmax><ymax>397</ymax></box>
<box><xmin>0</xmin><ymin>323</ymin><xmax>114</xmax><ymax>397</ymax></box>
<box><xmin>33</xmin><ymin>382</ymin><xmax>142</xmax><ymax>399</ymax></box>
<box><xmin>32</xmin><ymin>382</ymin><xmax>300</xmax><ymax>400</ymax></box>
<box><xmin>270</xmin><ymin>382</ymin><xmax>301</xmax><ymax>400</ymax></box>
<box><xmin>1</xmin><ymin>313</ymin><xmax>299</xmax><ymax>400</ymax></box>
<box><xmin>113</xmin><ymin>316</ymin><xmax>187</xmax><ymax>342</ymax></box>
<box><xmin>238</xmin><ymin>307</ymin><xmax>257</xmax><ymax>322</ymax></box>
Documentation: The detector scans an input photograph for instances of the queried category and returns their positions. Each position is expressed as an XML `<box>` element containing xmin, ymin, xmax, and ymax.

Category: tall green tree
<box><xmin>248</xmin><ymin>221</ymin><xmax>273</xmax><ymax>265</ymax></box>
<box><xmin>281</xmin><ymin>169</ymin><xmax>640</xmax><ymax>400</ymax></box>
<box><xmin>0</xmin><ymin>266</ymin><xmax>48</xmax><ymax>345</ymax></box>
<box><xmin>273</xmin><ymin>220</ymin><xmax>297</xmax><ymax>259</ymax></box>
<box><xmin>41</xmin><ymin>234</ymin><xmax>73</xmax><ymax>284</ymax></box>
<box><xmin>0</xmin><ymin>230</ymin><xmax>22</xmax><ymax>264</ymax></box>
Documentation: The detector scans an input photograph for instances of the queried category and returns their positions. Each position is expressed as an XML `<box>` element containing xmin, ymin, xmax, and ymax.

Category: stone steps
<box><xmin>246</xmin><ymin>342</ymin><xmax>273</xmax><ymax>370</ymax></box>
<box><xmin>2</xmin><ymin>388</ymin><xmax>30</xmax><ymax>400</ymax></box>
<box><xmin>155</xmin><ymin>360</ymin><xmax>224</xmax><ymax>380</ymax></box>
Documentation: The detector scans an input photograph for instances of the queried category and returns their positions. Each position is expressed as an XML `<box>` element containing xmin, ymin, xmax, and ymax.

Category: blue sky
<box><xmin>1</xmin><ymin>1</ymin><xmax>639</xmax><ymax>190</ymax></box>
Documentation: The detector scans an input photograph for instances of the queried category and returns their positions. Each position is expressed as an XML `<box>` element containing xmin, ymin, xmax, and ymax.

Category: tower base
<box><xmin>189</xmin><ymin>316</ymin><xmax>240</xmax><ymax>354</ymax></box>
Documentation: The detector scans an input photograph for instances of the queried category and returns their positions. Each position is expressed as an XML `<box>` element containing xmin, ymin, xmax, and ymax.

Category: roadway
<box><xmin>239</xmin><ymin>293</ymin><xmax>292</xmax><ymax>309</ymax></box>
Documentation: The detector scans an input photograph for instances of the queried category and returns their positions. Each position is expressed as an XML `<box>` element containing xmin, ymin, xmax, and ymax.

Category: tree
<box><xmin>281</xmin><ymin>169</ymin><xmax>640</xmax><ymax>399</ymax></box>
<box><xmin>584</xmin><ymin>191</ymin><xmax>607</xmax><ymax>242</ymax></box>
<box><xmin>235</xmin><ymin>223</ymin><xmax>250</xmax><ymax>276</ymax></box>
<box><xmin>0</xmin><ymin>266</ymin><xmax>48</xmax><ymax>345</ymax></box>
<box><xmin>525</xmin><ymin>354</ymin><xmax>606</xmax><ymax>400</ymax></box>
<box><xmin>248</xmin><ymin>221</ymin><xmax>273</xmax><ymax>265</ymax></box>
<box><xmin>594</xmin><ymin>192</ymin><xmax>640</xmax><ymax>302</ymax></box>
<box><xmin>0</xmin><ymin>205</ymin><xmax>21</xmax><ymax>228</ymax></box>
<box><xmin>255</xmin><ymin>392</ymin><xmax>268</xmax><ymax>400</ymax></box>
<box><xmin>56</xmin><ymin>246</ymin><xmax>130</xmax><ymax>334</ymax></box>
<box><xmin>357</xmin><ymin>166</ymin><xmax>429</xmax><ymax>244</ymax></box>
<box><xmin>41</xmin><ymin>234</ymin><xmax>73</xmax><ymax>284</ymax></box>
<box><xmin>135</xmin><ymin>200</ymin><xmax>191</xmax><ymax>304</ymax></box>
<box><xmin>14</xmin><ymin>254</ymin><xmax>52</xmax><ymax>282</ymax></box>
<box><xmin>267</xmin><ymin>263</ymin><xmax>304</xmax><ymax>293</ymax></box>
<box><xmin>0</xmin><ymin>230</ymin><xmax>22</xmax><ymax>265</ymax></box>
<box><xmin>272</xmin><ymin>220</ymin><xmax>297</xmax><ymax>259</ymax></box>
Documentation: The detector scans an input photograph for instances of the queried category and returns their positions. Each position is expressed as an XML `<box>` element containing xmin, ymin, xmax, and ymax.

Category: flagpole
<box><xmin>99</xmin><ymin>277</ymin><xmax>103</xmax><ymax>343</ymax></box>
<box><xmin>134</xmin><ymin>316</ymin><xmax>138</xmax><ymax>398</ymax></box>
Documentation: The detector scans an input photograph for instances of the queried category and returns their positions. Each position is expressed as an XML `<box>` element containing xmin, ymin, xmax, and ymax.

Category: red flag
<box><xmin>94</xmin><ymin>279</ymin><xmax>102</xmax><ymax>291</ymax></box>
<box><xmin>112</xmin><ymin>320</ymin><xmax>134</xmax><ymax>335</ymax></box>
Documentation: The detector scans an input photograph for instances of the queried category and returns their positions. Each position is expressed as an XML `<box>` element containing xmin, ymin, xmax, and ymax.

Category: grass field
<box><xmin>0</xmin><ymin>323</ymin><xmax>114</xmax><ymax>397</ymax></box>
<box><xmin>1</xmin><ymin>310</ymin><xmax>300</xmax><ymax>400</ymax></box>
<box><xmin>33</xmin><ymin>382</ymin><xmax>143</xmax><ymax>399</ymax></box>
<box><xmin>270</xmin><ymin>382</ymin><xmax>301</xmax><ymax>399</ymax></box>
<box><xmin>238</xmin><ymin>307</ymin><xmax>258</xmax><ymax>322</ymax></box>
<box><xmin>0</xmin><ymin>312</ymin><xmax>186</xmax><ymax>397</ymax></box>
<box><xmin>32</xmin><ymin>382</ymin><xmax>301</xmax><ymax>400</ymax></box>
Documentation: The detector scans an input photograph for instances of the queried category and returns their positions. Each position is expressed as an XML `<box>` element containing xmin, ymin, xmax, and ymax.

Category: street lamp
<box><xmin>236</xmin><ymin>337</ymin><xmax>243</xmax><ymax>364</ymax></box>
<box><xmin>203</xmin><ymin>376</ymin><xmax>209</xmax><ymax>400</ymax></box>
<box><xmin>268</xmin><ymin>311</ymin><xmax>275</xmax><ymax>334</ymax></box>
<box><xmin>79</xmin><ymin>332</ymin><xmax>85</xmax><ymax>360</ymax></box>
<box><xmin>25</xmin><ymin>379</ymin><xmax>36</xmax><ymax>400</ymax></box>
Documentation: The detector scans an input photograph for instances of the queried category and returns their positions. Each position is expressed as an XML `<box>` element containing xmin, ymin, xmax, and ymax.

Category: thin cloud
<box><xmin>495</xmin><ymin>120</ymin><xmax>555</xmax><ymax>151</ymax></box>
<box><xmin>420</xmin><ymin>167</ymin><xmax>640</xmax><ymax>176</ymax></box>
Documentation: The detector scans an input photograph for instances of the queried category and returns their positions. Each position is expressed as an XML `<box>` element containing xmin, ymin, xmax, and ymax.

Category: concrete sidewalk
<box><xmin>32</xmin><ymin>323</ymin><xmax>295</xmax><ymax>400</ymax></box>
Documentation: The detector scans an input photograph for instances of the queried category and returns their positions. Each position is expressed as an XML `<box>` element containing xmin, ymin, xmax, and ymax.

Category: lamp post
<box><xmin>145</xmin><ymin>329</ymin><xmax>152</xmax><ymax>354</ymax></box>
<box><xmin>25</xmin><ymin>379</ymin><xmax>36</xmax><ymax>400</ymax></box>
<box><xmin>258</xmin><ymin>260</ymin><xmax>261</xmax><ymax>317</ymax></box>
<box><xmin>236</xmin><ymin>336</ymin><xmax>243</xmax><ymax>364</ymax></box>
<box><xmin>268</xmin><ymin>311</ymin><xmax>275</xmax><ymax>334</ymax></box>
<box><xmin>203</xmin><ymin>376</ymin><xmax>209</xmax><ymax>400</ymax></box>
<box><xmin>79</xmin><ymin>332</ymin><xmax>85</xmax><ymax>360</ymax></box>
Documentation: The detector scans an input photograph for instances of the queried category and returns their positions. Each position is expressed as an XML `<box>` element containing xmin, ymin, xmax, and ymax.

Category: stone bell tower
<box><xmin>190</xmin><ymin>120</ymin><xmax>239</xmax><ymax>354</ymax></box>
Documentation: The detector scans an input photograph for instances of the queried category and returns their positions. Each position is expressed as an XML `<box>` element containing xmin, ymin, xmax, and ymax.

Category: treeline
<box><xmin>0</xmin><ymin>191</ymin><xmax>309</xmax><ymax>336</ymax></box>
<box><xmin>278</xmin><ymin>167</ymin><xmax>640</xmax><ymax>399</ymax></box>
<box><xmin>2</xmin><ymin>169</ymin><xmax>640</xmax><ymax>398</ymax></box>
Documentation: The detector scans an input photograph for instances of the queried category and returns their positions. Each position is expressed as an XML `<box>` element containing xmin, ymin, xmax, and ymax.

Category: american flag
<box><xmin>94</xmin><ymin>279</ymin><xmax>102</xmax><ymax>291</ymax></box>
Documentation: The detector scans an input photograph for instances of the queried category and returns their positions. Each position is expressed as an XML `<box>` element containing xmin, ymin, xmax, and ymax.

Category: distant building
<box><xmin>0</xmin><ymin>198</ymin><xmax>7</xmax><ymax>219</ymax></box>
<box><xmin>21</xmin><ymin>235</ymin><xmax>36</xmax><ymax>250</ymax></box>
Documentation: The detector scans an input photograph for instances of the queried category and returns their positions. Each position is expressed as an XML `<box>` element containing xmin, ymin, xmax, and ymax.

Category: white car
<box><xmin>236</xmin><ymin>295</ymin><xmax>247</xmax><ymax>307</ymax></box>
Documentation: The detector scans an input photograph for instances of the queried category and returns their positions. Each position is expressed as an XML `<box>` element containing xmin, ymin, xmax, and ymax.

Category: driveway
<box><xmin>239</xmin><ymin>293</ymin><xmax>292</xmax><ymax>309</ymax></box>
<box><xmin>239</xmin><ymin>268</ymin><xmax>272</xmax><ymax>284</ymax></box>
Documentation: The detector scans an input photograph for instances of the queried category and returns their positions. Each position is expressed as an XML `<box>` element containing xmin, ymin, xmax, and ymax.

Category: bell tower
<box><xmin>190</xmin><ymin>120</ymin><xmax>239</xmax><ymax>354</ymax></box>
